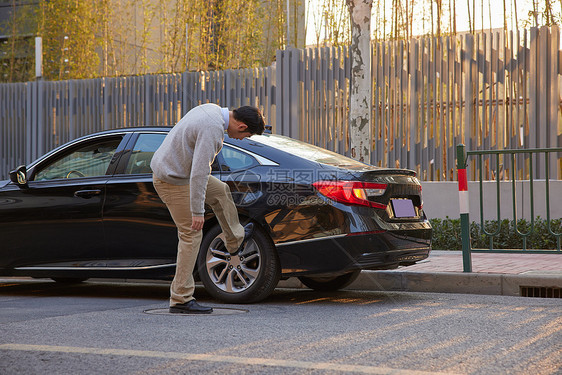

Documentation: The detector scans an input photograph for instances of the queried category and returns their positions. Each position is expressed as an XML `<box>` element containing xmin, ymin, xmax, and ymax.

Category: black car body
<box><xmin>0</xmin><ymin>127</ymin><xmax>431</xmax><ymax>302</ymax></box>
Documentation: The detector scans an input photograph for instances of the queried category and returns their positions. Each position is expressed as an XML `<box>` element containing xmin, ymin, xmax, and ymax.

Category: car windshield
<box><xmin>250</xmin><ymin>134</ymin><xmax>368</xmax><ymax>168</ymax></box>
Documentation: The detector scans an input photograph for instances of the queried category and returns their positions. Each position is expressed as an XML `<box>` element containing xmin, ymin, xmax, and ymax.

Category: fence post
<box><xmin>457</xmin><ymin>144</ymin><xmax>472</xmax><ymax>272</ymax></box>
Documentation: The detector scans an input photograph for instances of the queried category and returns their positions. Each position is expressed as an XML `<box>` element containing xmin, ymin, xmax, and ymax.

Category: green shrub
<box><xmin>429</xmin><ymin>216</ymin><xmax>562</xmax><ymax>250</ymax></box>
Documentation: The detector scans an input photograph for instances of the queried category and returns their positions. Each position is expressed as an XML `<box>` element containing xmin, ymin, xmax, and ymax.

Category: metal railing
<box><xmin>456</xmin><ymin>144</ymin><xmax>561</xmax><ymax>272</ymax></box>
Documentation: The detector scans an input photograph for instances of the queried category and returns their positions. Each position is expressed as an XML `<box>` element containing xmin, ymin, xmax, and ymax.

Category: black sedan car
<box><xmin>0</xmin><ymin>127</ymin><xmax>431</xmax><ymax>303</ymax></box>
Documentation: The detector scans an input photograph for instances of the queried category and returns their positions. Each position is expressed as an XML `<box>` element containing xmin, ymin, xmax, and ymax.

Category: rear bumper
<box><xmin>276</xmin><ymin>226</ymin><xmax>432</xmax><ymax>277</ymax></box>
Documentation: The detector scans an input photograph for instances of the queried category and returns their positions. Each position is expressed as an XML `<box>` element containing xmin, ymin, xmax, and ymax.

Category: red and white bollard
<box><xmin>457</xmin><ymin>144</ymin><xmax>472</xmax><ymax>272</ymax></box>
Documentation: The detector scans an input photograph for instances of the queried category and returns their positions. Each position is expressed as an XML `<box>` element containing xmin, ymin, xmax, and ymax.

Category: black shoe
<box><xmin>169</xmin><ymin>300</ymin><xmax>213</xmax><ymax>314</ymax></box>
<box><xmin>231</xmin><ymin>223</ymin><xmax>254</xmax><ymax>254</ymax></box>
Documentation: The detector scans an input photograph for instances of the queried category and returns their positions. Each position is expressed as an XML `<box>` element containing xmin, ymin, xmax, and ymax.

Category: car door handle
<box><xmin>74</xmin><ymin>189</ymin><xmax>102</xmax><ymax>198</ymax></box>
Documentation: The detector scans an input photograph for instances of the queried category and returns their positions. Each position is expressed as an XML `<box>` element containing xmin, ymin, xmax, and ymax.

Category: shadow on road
<box><xmin>0</xmin><ymin>277</ymin><xmax>428</xmax><ymax>305</ymax></box>
<box><xmin>0</xmin><ymin>278</ymin><xmax>170</xmax><ymax>300</ymax></box>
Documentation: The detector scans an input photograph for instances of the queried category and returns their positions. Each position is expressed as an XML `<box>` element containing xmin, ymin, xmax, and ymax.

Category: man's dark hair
<box><xmin>233</xmin><ymin>106</ymin><xmax>265</xmax><ymax>135</ymax></box>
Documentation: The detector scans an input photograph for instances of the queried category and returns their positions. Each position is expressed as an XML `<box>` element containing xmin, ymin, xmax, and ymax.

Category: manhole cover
<box><xmin>143</xmin><ymin>307</ymin><xmax>248</xmax><ymax>316</ymax></box>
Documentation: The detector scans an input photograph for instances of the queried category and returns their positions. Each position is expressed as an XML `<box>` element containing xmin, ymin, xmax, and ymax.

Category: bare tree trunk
<box><xmin>472</xmin><ymin>0</ymin><xmax>476</xmax><ymax>34</ymax></box>
<box><xmin>503</xmin><ymin>0</ymin><xmax>508</xmax><ymax>33</ymax></box>
<box><xmin>422</xmin><ymin>0</ymin><xmax>426</xmax><ymax>35</ymax></box>
<box><xmin>346</xmin><ymin>0</ymin><xmax>372</xmax><ymax>162</ymax></box>
<box><xmin>514</xmin><ymin>0</ymin><xmax>519</xmax><ymax>30</ymax></box>
<box><xmin>383</xmin><ymin>0</ymin><xmax>386</xmax><ymax>40</ymax></box>
<box><xmin>101</xmin><ymin>0</ymin><xmax>109</xmax><ymax>77</ymax></box>
<box><xmin>436</xmin><ymin>0</ymin><xmax>442</xmax><ymax>36</ymax></box>
<box><xmin>449</xmin><ymin>0</ymin><xmax>453</xmax><ymax>34</ymax></box>
<box><xmin>431</xmin><ymin>0</ymin><xmax>434</xmax><ymax>36</ymax></box>
<box><xmin>466</xmin><ymin>0</ymin><xmax>472</xmax><ymax>34</ymax></box>
<box><xmin>396</xmin><ymin>0</ymin><xmax>402</xmax><ymax>39</ymax></box>
<box><xmin>405</xmin><ymin>0</ymin><xmax>409</xmax><ymax>40</ymax></box>
<box><xmin>374</xmin><ymin>0</ymin><xmax>378</xmax><ymax>41</ymax></box>
<box><xmin>488</xmin><ymin>0</ymin><xmax>492</xmax><ymax>31</ymax></box>
<box><xmin>532</xmin><ymin>0</ymin><xmax>538</xmax><ymax>27</ymax></box>
<box><xmin>393</xmin><ymin>0</ymin><xmax>396</xmax><ymax>39</ymax></box>
<box><xmin>481</xmin><ymin>0</ymin><xmax>484</xmax><ymax>33</ymax></box>
<box><xmin>410</xmin><ymin>0</ymin><xmax>414</xmax><ymax>39</ymax></box>
<box><xmin>544</xmin><ymin>0</ymin><xmax>554</xmax><ymax>25</ymax></box>
<box><xmin>453</xmin><ymin>0</ymin><xmax>456</xmax><ymax>34</ymax></box>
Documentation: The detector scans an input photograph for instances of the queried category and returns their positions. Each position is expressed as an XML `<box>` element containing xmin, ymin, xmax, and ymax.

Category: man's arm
<box><xmin>189</xmin><ymin>127</ymin><xmax>223</xmax><ymax>230</ymax></box>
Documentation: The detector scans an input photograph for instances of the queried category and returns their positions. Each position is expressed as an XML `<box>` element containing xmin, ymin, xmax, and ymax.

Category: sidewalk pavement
<box><xmin>279</xmin><ymin>250</ymin><xmax>562</xmax><ymax>297</ymax></box>
<box><xmin>3</xmin><ymin>251</ymin><xmax>559</xmax><ymax>298</ymax></box>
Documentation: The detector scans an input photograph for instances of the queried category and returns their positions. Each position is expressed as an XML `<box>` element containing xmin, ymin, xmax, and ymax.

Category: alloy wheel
<box><xmin>205</xmin><ymin>234</ymin><xmax>261</xmax><ymax>293</ymax></box>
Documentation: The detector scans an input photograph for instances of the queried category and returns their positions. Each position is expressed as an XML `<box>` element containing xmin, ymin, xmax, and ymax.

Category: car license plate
<box><xmin>391</xmin><ymin>199</ymin><xmax>416</xmax><ymax>218</ymax></box>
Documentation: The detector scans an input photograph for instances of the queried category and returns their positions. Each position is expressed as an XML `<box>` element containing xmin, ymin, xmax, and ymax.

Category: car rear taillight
<box><xmin>312</xmin><ymin>181</ymin><xmax>387</xmax><ymax>209</ymax></box>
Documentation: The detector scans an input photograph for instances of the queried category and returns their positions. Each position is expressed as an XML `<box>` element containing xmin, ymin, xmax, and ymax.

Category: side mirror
<box><xmin>9</xmin><ymin>165</ymin><xmax>29</xmax><ymax>188</ymax></box>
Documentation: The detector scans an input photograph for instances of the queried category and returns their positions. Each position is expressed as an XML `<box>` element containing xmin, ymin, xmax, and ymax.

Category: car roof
<box><xmin>95</xmin><ymin>126</ymin><xmax>172</xmax><ymax>135</ymax></box>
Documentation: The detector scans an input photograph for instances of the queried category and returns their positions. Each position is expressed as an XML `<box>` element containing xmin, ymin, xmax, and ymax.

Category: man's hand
<box><xmin>191</xmin><ymin>216</ymin><xmax>205</xmax><ymax>231</ymax></box>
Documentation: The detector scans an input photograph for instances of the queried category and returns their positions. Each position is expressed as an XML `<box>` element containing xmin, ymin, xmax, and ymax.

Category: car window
<box><xmin>125</xmin><ymin>133</ymin><xmax>166</xmax><ymax>174</ymax></box>
<box><xmin>220</xmin><ymin>145</ymin><xmax>257</xmax><ymax>171</ymax></box>
<box><xmin>34</xmin><ymin>137</ymin><xmax>122</xmax><ymax>181</ymax></box>
<box><xmin>250</xmin><ymin>134</ymin><xmax>368</xmax><ymax>168</ymax></box>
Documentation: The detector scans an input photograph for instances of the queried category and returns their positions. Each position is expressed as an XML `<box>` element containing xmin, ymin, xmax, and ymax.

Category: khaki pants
<box><xmin>153</xmin><ymin>175</ymin><xmax>245</xmax><ymax>306</ymax></box>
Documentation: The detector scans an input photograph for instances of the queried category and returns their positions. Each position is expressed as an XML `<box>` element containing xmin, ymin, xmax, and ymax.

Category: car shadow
<box><xmin>0</xmin><ymin>277</ymin><xmax>427</xmax><ymax>305</ymax></box>
<box><xmin>0</xmin><ymin>278</ymin><xmax>170</xmax><ymax>300</ymax></box>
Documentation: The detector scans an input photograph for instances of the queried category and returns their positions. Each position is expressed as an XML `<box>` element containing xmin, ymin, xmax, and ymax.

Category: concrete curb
<box><xmin>278</xmin><ymin>271</ymin><xmax>562</xmax><ymax>297</ymax></box>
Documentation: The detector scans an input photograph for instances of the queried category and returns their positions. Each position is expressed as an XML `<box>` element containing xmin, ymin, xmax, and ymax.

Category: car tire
<box><xmin>51</xmin><ymin>277</ymin><xmax>88</xmax><ymax>284</ymax></box>
<box><xmin>298</xmin><ymin>270</ymin><xmax>361</xmax><ymax>291</ymax></box>
<box><xmin>197</xmin><ymin>223</ymin><xmax>280</xmax><ymax>303</ymax></box>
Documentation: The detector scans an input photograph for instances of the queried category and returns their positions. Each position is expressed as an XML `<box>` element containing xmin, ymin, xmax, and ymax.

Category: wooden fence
<box><xmin>0</xmin><ymin>68</ymin><xmax>274</xmax><ymax>179</ymax></box>
<box><xmin>1</xmin><ymin>27</ymin><xmax>561</xmax><ymax>181</ymax></box>
<box><xmin>276</xmin><ymin>26</ymin><xmax>562</xmax><ymax>181</ymax></box>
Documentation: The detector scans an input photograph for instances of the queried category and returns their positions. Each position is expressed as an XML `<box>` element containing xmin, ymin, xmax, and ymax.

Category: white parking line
<box><xmin>1</xmin><ymin>343</ymin><xmax>459</xmax><ymax>375</ymax></box>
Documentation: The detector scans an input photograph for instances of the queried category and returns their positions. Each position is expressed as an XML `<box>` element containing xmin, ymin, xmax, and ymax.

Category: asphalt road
<box><xmin>0</xmin><ymin>278</ymin><xmax>560</xmax><ymax>375</ymax></box>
